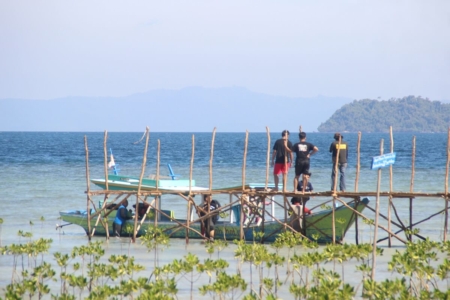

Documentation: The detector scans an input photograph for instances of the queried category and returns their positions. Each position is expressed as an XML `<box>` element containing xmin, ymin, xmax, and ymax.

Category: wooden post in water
<box><xmin>103</xmin><ymin>131</ymin><xmax>111</xmax><ymax>239</ymax></box>
<box><xmin>84</xmin><ymin>136</ymin><xmax>92</xmax><ymax>241</ymax></box>
<box><xmin>388</xmin><ymin>126</ymin><xmax>394</xmax><ymax>247</ymax></box>
<box><xmin>154</xmin><ymin>140</ymin><xmax>160</xmax><ymax>228</ymax></box>
<box><xmin>265</xmin><ymin>127</ymin><xmax>270</xmax><ymax>190</ymax></box>
<box><xmin>409</xmin><ymin>136</ymin><xmax>416</xmax><ymax>242</ymax></box>
<box><xmin>209</xmin><ymin>128</ymin><xmax>216</xmax><ymax>191</ymax></box>
<box><xmin>186</xmin><ymin>134</ymin><xmax>195</xmax><ymax>244</ymax></box>
<box><xmin>355</xmin><ymin>132</ymin><xmax>361</xmax><ymax>192</ymax></box>
<box><xmin>134</xmin><ymin>127</ymin><xmax>149</xmax><ymax>243</ymax></box>
<box><xmin>91</xmin><ymin>131</ymin><xmax>110</xmax><ymax>238</ymax></box>
<box><xmin>444</xmin><ymin>127</ymin><xmax>450</xmax><ymax>241</ymax></box>
<box><xmin>264</xmin><ymin>127</ymin><xmax>271</xmax><ymax>237</ymax></box>
<box><xmin>240</xmin><ymin>131</ymin><xmax>249</xmax><ymax>240</ymax></box>
<box><xmin>354</xmin><ymin>132</ymin><xmax>361</xmax><ymax>245</ymax></box>
<box><xmin>371</xmin><ymin>138</ymin><xmax>384</xmax><ymax>280</ymax></box>
<box><xmin>331</xmin><ymin>135</ymin><xmax>342</xmax><ymax>244</ymax></box>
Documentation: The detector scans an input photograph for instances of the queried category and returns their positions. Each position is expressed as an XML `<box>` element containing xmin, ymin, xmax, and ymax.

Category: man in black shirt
<box><xmin>271</xmin><ymin>130</ymin><xmax>293</xmax><ymax>191</ymax></box>
<box><xmin>291</xmin><ymin>132</ymin><xmax>318</xmax><ymax>192</ymax></box>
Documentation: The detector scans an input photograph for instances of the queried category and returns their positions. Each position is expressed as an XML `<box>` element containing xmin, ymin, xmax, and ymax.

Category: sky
<box><xmin>0</xmin><ymin>1</ymin><xmax>449</xmax><ymax>102</ymax></box>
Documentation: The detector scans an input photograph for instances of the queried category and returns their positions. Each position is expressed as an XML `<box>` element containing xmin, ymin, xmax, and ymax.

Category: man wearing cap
<box><xmin>330</xmin><ymin>133</ymin><xmax>348</xmax><ymax>192</ymax></box>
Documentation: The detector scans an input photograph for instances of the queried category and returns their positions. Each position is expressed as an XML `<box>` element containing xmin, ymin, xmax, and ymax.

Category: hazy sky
<box><xmin>1</xmin><ymin>1</ymin><xmax>449</xmax><ymax>101</ymax></box>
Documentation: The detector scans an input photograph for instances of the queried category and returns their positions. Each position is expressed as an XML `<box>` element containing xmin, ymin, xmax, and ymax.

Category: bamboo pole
<box><xmin>84</xmin><ymin>136</ymin><xmax>92</xmax><ymax>241</ymax></box>
<box><xmin>103</xmin><ymin>131</ymin><xmax>110</xmax><ymax>239</ymax></box>
<box><xmin>409</xmin><ymin>136</ymin><xmax>416</xmax><ymax>242</ymax></box>
<box><xmin>371</xmin><ymin>138</ymin><xmax>384</xmax><ymax>280</ymax></box>
<box><xmin>265</xmin><ymin>127</ymin><xmax>270</xmax><ymax>190</ymax></box>
<box><xmin>445</xmin><ymin>127</ymin><xmax>450</xmax><ymax>241</ymax></box>
<box><xmin>331</xmin><ymin>136</ymin><xmax>342</xmax><ymax>244</ymax></box>
<box><xmin>354</xmin><ymin>132</ymin><xmax>361</xmax><ymax>192</ymax></box>
<box><xmin>133</xmin><ymin>127</ymin><xmax>150</xmax><ymax>243</ymax></box>
<box><xmin>242</xmin><ymin>131</ymin><xmax>248</xmax><ymax>191</ymax></box>
<box><xmin>264</xmin><ymin>126</ymin><xmax>271</xmax><ymax>237</ymax></box>
<box><xmin>354</xmin><ymin>132</ymin><xmax>361</xmax><ymax>245</ymax></box>
<box><xmin>136</xmin><ymin>198</ymin><xmax>155</xmax><ymax>232</ymax></box>
<box><xmin>388</xmin><ymin>126</ymin><xmax>394</xmax><ymax>247</ymax></box>
<box><xmin>155</xmin><ymin>140</ymin><xmax>160</xmax><ymax>228</ymax></box>
<box><xmin>90</xmin><ymin>132</ymin><xmax>110</xmax><ymax>238</ymax></box>
<box><xmin>240</xmin><ymin>131</ymin><xmax>249</xmax><ymax>240</ymax></box>
<box><xmin>210</xmin><ymin>128</ymin><xmax>216</xmax><ymax>190</ymax></box>
<box><xmin>186</xmin><ymin>135</ymin><xmax>195</xmax><ymax>243</ymax></box>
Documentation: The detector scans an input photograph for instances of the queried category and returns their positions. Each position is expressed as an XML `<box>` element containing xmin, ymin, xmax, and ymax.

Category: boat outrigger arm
<box><xmin>56</xmin><ymin>223</ymin><xmax>73</xmax><ymax>230</ymax></box>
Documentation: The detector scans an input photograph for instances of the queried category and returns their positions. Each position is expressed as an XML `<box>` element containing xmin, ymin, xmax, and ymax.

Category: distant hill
<box><xmin>0</xmin><ymin>87</ymin><xmax>351</xmax><ymax>132</ymax></box>
<box><xmin>317</xmin><ymin>96</ymin><xmax>450</xmax><ymax>133</ymax></box>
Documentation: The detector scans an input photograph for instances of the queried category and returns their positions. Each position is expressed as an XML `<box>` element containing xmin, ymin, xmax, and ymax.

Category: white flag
<box><xmin>108</xmin><ymin>154</ymin><xmax>115</xmax><ymax>168</ymax></box>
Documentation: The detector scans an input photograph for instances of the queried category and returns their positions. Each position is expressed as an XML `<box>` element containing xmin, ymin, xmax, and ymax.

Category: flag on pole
<box><xmin>108</xmin><ymin>154</ymin><xmax>115</xmax><ymax>168</ymax></box>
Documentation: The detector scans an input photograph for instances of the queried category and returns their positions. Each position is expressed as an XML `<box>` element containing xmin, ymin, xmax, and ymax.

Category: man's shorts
<box><xmin>274</xmin><ymin>162</ymin><xmax>291</xmax><ymax>175</ymax></box>
<box><xmin>295</xmin><ymin>160</ymin><xmax>310</xmax><ymax>177</ymax></box>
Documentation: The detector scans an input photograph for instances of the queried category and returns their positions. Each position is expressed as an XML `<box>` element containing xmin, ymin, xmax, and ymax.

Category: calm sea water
<box><xmin>0</xmin><ymin>131</ymin><xmax>449</xmax><ymax>296</ymax></box>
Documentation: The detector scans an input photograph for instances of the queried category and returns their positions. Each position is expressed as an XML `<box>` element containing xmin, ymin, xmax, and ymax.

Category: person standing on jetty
<box><xmin>271</xmin><ymin>130</ymin><xmax>293</xmax><ymax>191</ymax></box>
<box><xmin>291</xmin><ymin>132</ymin><xmax>318</xmax><ymax>192</ymax></box>
<box><xmin>330</xmin><ymin>132</ymin><xmax>348</xmax><ymax>192</ymax></box>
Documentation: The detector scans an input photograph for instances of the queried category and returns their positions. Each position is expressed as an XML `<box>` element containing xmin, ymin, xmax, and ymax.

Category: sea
<box><xmin>0</xmin><ymin>131</ymin><xmax>449</xmax><ymax>298</ymax></box>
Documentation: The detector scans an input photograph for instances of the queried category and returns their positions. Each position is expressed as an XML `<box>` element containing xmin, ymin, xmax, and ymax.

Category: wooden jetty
<box><xmin>80</xmin><ymin>126</ymin><xmax>450</xmax><ymax>247</ymax></box>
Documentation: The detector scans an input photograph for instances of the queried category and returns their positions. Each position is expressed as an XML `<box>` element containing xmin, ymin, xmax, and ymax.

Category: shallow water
<box><xmin>0</xmin><ymin>131</ymin><xmax>449</xmax><ymax>297</ymax></box>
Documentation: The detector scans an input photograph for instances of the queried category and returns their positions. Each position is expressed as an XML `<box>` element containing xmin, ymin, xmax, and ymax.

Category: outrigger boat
<box><xmin>91</xmin><ymin>160</ymin><xmax>207</xmax><ymax>192</ymax></box>
<box><xmin>59</xmin><ymin>187</ymin><xmax>370</xmax><ymax>243</ymax></box>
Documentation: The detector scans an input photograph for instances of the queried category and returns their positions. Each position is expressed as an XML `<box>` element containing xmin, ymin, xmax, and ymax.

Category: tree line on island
<box><xmin>317</xmin><ymin>95</ymin><xmax>450</xmax><ymax>133</ymax></box>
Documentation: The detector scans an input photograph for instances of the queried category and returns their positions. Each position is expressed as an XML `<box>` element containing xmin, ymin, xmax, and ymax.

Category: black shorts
<box><xmin>202</xmin><ymin>218</ymin><xmax>216</xmax><ymax>231</ymax></box>
<box><xmin>295</xmin><ymin>160</ymin><xmax>310</xmax><ymax>177</ymax></box>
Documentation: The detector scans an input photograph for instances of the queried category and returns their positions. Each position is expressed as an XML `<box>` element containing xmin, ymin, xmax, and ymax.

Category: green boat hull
<box><xmin>60</xmin><ymin>198</ymin><xmax>369</xmax><ymax>243</ymax></box>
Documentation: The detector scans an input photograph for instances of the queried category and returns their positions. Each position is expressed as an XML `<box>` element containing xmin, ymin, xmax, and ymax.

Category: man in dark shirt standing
<box><xmin>271</xmin><ymin>130</ymin><xmax>293</xmax><ymax>191</ymax></box>
<box><xmin>330</xmin><ymin>132</ymin><xmax>348</xmax><ymax>192</ymax></box>
<box><xmin>291</xmin><ymin>132</ymin><xmax>318</xmax><ymax>192</ymax></box>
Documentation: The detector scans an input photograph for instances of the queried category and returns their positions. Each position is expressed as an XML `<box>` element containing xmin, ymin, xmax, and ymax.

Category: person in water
<box><xmin>113</xmin><ymin>199</ymin><xmax>132</xmax><ymax>237</ymax></box>
<box><xmin>199</xmin><ymin>195</ymin><xmax>221</xmax><ymax>241</ymax></box>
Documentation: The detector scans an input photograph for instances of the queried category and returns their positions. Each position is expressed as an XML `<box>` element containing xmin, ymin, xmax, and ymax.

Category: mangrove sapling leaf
<box><xmin>140</xmin><ymin>226</ymin><xmax>170</xmax><ymax>275</ymax></box>
<box><xmin>264</xmin><ymin>252</ymin><xmax>285</xmax><ymax>297</ymax></box>
<box><xmin>137</xmin><ymin>278</ymin><xmax>178</xmax><ymax>300</ymax></box>
<box><xmin>320</xmin><ymin>204</ymin><xmax>332</xmax><ymax>210</ymax></box>
<box><xmin>253</xmin><ymin>230</ymin><xmax>265</xmax><ymax>244</ymax></box>
<box><xmin>197</xmin><ymin>258</ymin><xmax>229</xmax><ymax>285</ymax></box>
<box><xmin>199</xmin><ymin>271</ymin><xmax>247</xmax><ymax>299</ymax></box>
<box><xmin>362</xmin><ymin>278</ymin><xmax>409</xmax><ymax>300</ymax></box>
<box><xmin>296</xmin><ymin>267</ymin><xmax>354</xmax><ymax>300</ymax></box>
<box><xmin>436</xmin><ymin>258</ymin><xmax>450</xmax><ymax>285</ymax></box>
<box><xmin>54</xmin><ymin>252</ymin><xmax>70</xmax><ymax>294</ymax></box>
<box><xmin>242</xmin><ymin>293</ymin><xmax>258</xmax><ymax>300</ymax></box>
<box><xmin>65</xmin><ymin>273</ymin><xmax>88</xmax><ymax>298</ymax></box>
<box><xmin>29</xmin><ymin>221</ymin><xmax>34</xmax><ymax>237</ymax></box>
<box><xmin>205</xmin><ymin>239</ymin><xmax>228</xmax><ymax>259</ymax></box>
<box><xmin>32</xmin><ymin>261</ymin><xmax>56</xmax><ymax>299</ymax></box>
<box><xmin>273</xmin><ymin>231</ymin><xmax>303</xmax><ymax>278</ymax></box>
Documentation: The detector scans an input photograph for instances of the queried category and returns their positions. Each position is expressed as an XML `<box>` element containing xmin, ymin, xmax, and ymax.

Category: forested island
<box><xmin>317</xmin><ymin>96</ymin><xmax>450</xmax><ymax>133</ymax></box>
